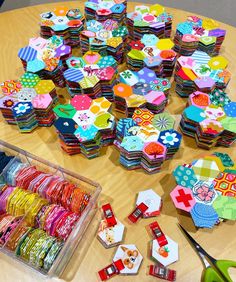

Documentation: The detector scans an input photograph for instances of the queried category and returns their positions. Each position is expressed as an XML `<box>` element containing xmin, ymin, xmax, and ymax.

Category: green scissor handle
<box><xmin>203</xmin><ymin>260</ymin><xmax>236</xmax><ymax>282</ymax></box>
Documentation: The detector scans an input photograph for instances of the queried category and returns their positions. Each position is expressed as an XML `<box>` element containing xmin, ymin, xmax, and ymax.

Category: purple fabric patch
<box><xmin>208</xmin><ymin>28</ymin><xmax>226</xmax><ymax>38</ymax></box>
<box><xmin>55</xmin><ymin>45</ymin><xmax>71</xmax><ymax>57</ymax></box>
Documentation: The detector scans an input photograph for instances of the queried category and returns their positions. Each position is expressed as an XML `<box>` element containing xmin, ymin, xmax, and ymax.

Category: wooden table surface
<box><xmin>0</xmin><ymin>1</ymin><xmax>236</xmax><ymax>282</ymax></box>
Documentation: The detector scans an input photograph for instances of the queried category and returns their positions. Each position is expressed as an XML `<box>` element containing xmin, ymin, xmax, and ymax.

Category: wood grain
<box><xmin>0</xmin><ymin>2</ymin><xmax>236</xmax><ymax>282</ymax></box>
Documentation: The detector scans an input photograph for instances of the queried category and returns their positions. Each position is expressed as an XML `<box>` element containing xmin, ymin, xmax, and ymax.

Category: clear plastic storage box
<box><xmin>0</xmin><ymin>139</ymin><xmax>101</xmax><ymax>277</ymax></box>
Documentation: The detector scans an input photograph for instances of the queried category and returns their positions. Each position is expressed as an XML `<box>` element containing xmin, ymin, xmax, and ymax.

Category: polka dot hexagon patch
<box><xmin>173</xmin><ymin>165</ymin><xmax>198</xmax><ymax>188</ymax></box>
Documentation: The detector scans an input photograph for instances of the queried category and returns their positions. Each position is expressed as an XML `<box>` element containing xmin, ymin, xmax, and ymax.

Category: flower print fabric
<box><xmin>13</xmin><ymin>102</ymin><xmax>32</xmax><ymax>117</ymax></box>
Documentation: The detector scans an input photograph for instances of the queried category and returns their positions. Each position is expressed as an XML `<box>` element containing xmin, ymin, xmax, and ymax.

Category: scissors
<box><xmin>179</xmin><ymin>224</ymin><xmax>236</xmax><ymax>282</ymax></box>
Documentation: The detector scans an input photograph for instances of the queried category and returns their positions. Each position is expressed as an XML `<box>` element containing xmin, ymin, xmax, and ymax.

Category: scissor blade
<box><xmin>178</xmin><ymin>224</ymin><xmax>215</xmax><ymax>260</ymax></box>
<box><xmin>178</xmin><ymin>224</ymin><xmax>232</xmax><ymax>282</ymax></box>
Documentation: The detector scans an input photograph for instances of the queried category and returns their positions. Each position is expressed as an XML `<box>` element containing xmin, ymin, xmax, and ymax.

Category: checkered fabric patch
<box><xmin>192</xmin><ymin>159</ymin><xmax>221</xmax><ymax>182</ymax></box>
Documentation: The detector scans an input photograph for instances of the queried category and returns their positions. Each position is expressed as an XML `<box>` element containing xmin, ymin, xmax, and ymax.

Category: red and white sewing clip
<box><xmin>102</xmin><ymin>203</ymin><xmax>117</xmax><ymax>227</ymax></box>
<box><xmin>149</xmin><ymin>263</ymin><xmax>177</xmax><ymax>281</ymax></box>
<box><xmin>149</xmin><ymin>222</ymin><xmax>179</xmax><ymax>267</ymax></box>
<box><xmin>98</xmin><ymin>204</ymin><xmax>125</xmax><ymax>248</ymax></box>
<box><xmin>136</xmin><ymin>189</ymin><xmax>162</xmax><ymax>218</ymax></box>
<box><xmin>149</xmin><ymin>221</ymin><xmax>168</xmax><ymax>247</ymax></box>
<box><xmin>128</xmin><ymin>202</ymin><xmax>148</xmax><ymax>223</ymax></box>
<box><xmin>98</xmin><ymin>259</ymin><xmax>125</xmax><ymax>281</ymax></box>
